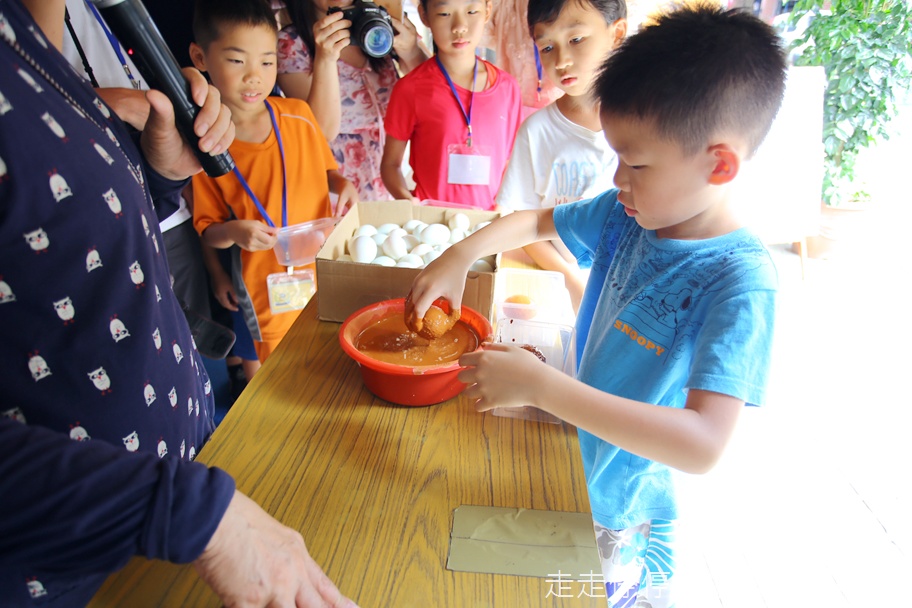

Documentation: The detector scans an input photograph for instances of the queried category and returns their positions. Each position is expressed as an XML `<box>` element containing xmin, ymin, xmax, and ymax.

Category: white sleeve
<box><xmin>494</xmin><ymin>120</ymin><xmax>540</xmax><ymax>212</ymax></box>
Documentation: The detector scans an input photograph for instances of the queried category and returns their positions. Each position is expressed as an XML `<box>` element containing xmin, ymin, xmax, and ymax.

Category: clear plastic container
<box><xmin>492</xmin><ymin>317</ymin><xmax>577</xmax><ymax>424</ymax></box>
<box><xmin>493</xmin><ymin>267</ymin><xmax>575</xmax><ymax>326</ymax></box>
<box><xmin>273</xmin><ymin>217</ymin><xmax>339</xmax><ymax>267</ymax></box>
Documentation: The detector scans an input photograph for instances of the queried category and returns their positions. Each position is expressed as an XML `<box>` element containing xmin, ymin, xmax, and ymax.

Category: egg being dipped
<box><xmin>339</xmin><ymin>299</ymin><xmax>493</xmax><ymax>406</ymax></box>
<box><xmin>355</xmin><ymin>314</ymin><xmax>478</xmax><ymax>366</ymax></box>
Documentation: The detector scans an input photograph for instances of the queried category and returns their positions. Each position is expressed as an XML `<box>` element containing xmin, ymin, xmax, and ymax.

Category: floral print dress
<box><xmin>278</xmin><ymin>26</ymin><xmax>398</xmax><ymax>202</ymax></box>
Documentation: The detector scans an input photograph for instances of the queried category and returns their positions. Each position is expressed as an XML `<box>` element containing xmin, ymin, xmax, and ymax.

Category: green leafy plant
<box><xmin>789</xmin><ymin>0</ymin><xmax>912</xmax><ymax>206</ymax></box>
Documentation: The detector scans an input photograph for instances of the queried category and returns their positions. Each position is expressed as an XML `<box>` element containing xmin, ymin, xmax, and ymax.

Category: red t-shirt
<box><xmin>384</xmin><ymin>58</ymin><xmax>522</xmax><ymax>210</ymax></box>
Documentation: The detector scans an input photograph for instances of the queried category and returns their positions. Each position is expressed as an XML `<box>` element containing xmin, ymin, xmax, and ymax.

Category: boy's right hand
<box><xmin>313</xmin><ymin>11</ymin><xmax>351</xmax><ymax>63</ymax></box>
<box><xmin>405</xmin><ymin>248</ymin><xmax>474</xmax><ymax>328</ymax></box>
<box><xmin>228</xmin><ymin>220</ymin><xmax>279</xmax><ymax>252</ymax></box>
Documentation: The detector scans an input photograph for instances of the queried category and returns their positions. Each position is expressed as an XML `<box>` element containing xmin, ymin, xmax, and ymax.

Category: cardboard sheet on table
<box><xmin>447</xmin><ymin>506</ymin><xmax>600</xmax><ymax>578</ymax></box>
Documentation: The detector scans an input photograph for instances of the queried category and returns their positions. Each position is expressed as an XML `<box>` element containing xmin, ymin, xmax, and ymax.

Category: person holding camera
<box><xmin>277</xmin><ymin>0</ymin><xmax>428</xmax><ymax>207</ymax></box>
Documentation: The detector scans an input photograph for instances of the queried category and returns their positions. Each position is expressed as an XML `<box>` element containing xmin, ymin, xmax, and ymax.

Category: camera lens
<box><xmin>360</xmin><ymin>22</ymin><xmax>393</xmax><ymax>57</ymax></box>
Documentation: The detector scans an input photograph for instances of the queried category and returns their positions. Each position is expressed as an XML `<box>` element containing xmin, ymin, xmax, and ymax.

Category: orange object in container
<box><xmin>339</xmin><ymin>298</ymin><xmax>493</xmax><ymax>406</ymax></box>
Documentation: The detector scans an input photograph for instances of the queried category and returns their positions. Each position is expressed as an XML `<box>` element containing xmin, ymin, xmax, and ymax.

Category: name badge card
<box><xmin>267</xmin><ymin>269</ymin><xmax>315</xmax><ymax>315</ymax></box>
<box><xmin>447</xmin><ymin>143</ymin><xmax>492</xmax><ymax>186</ymax></box>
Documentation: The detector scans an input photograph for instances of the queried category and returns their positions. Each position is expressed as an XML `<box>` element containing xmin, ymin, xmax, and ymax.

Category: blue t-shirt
<box><xmin>554</xmin><ymin>190</ymin><xmax>778</xmax><ymax>529</ymax></box>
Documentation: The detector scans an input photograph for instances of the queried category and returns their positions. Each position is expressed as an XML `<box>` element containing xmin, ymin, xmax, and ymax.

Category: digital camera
<box><xmin>327</xmin><ymin>1</ymin><xmax>395</xmax><ymax>58</ymax></box>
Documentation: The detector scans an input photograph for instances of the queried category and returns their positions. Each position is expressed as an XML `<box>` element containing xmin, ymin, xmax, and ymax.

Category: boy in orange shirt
<box><xmin>191</xmin><ymin>0</ymin><xmax>357</xmax><ymax>363</ymax></box>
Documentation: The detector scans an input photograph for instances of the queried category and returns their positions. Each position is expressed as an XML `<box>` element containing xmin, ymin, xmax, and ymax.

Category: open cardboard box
<box><xmin>315</xmin><ymin>200</ymin><xmax>501</xmax><ymax>322</ymax></box>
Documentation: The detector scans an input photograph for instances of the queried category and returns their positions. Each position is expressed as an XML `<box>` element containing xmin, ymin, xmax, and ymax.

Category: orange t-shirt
<box><xmin>193</xmin><ymin>97</ymin><xmax>336</xmax><ymax>358</ymax></box>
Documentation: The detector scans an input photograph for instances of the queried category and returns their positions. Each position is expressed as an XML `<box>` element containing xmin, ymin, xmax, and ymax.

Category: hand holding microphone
<box><xmin>89</xmin><ymin>0</ymin><xmax>235</xmax><ymax>177</ymax></box>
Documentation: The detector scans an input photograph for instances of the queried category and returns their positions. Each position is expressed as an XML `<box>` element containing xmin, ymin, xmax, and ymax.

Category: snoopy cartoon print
<box><xmin>123</xmin><ymin>431</ymin><xmax>139</xmax><ymax>452</ymax></box>
<box><xmin>87</xmin><ymin>366</ymin><xmax>111</xmax><ymax>394</ymax></box>
<box><xmin>103</xmin><ymin>188</ymin><xmax>123</xmax><ymax>216</ymax></box>
<box><xmin>28</xmin><ymin>353</ymin><xmax>51</xmax><ymax>381</ymax></box>
<box><xmin>172</xmin><ymin>340</ymin><xmax>183</xmax><ymax>364</ymax></box>
<box><xmin>93</xmin><ymin>97</ymin><xmax>112</xmax><ymax>119</ymax></box>
<box><xmin>26</xmin><ymin>578</ymin><xmax>47</xmax><ymax>599</ymax></box>
<box><xmin>24</xmin><ymin>227</ymin><xmax>49</xmax><ymax>253</ymax></box>
<box><xmin>157</xmin><ymin>438</ymin><xmax>168</xmax><ymax>458</ymax></box>
<box><xmin>168</xmin><ymin>386</ymin><xmax>178</xmax><ymax>408</ymax></box>
<box><xmin>53</xmin><ymin>296</ymin><xmax>75</xmax><ymax>324</ymax></box>
<box><xmin>109</xmin><ymin>315</ymin><xmax>130</xmax><ymax>342</ymax></box>
<box><xmin>128</xmin><ymin>260</ymin><xmax>144</xmax><ymax>287</ymax></box>
<box><xmin>49</xmin><ymin>171</ymin><xmax>72</xmax><ymax>202</ymax></box>
<box><xmin>152</xmin><ymin>327</ymin><xmax>162</xmax><ymax>351</ymax></box>
<box><xmin>0</xmin><ymin>277</ymin><xmax>16</xmax><ymax>303</ymax></box>
<box><xmin>86</xmin><ymin>248</ymin><xmax>102</xmax><ymax>272</ymax></box>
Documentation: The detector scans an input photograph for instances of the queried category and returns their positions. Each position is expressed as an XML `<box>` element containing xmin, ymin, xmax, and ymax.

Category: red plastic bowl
<box><xmin>339</xmin><ymin>298</ymin><xmax>492</xmax><ymax>406</ymax></box>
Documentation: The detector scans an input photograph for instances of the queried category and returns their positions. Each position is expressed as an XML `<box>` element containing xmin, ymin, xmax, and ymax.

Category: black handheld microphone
<box><xmin>89</xmin><ymin>0</ymin><xmax>235</xmax><ymax>177</ymax></box>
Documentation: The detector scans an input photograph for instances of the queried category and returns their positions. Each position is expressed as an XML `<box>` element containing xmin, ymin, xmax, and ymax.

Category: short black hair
<box><xmin>192</xmin><ymin>0</ymin><xmax>277</xmax><ymax>50</ymax></box>
<box><xmin>527</xmin><ymin>0</ymin><xmax>627</xmax><ymax>35</ymax></box>
<box><xmin>593</xmin><ymin>3</ymin><xmax>786</xmax><ymax>157</ymax></box>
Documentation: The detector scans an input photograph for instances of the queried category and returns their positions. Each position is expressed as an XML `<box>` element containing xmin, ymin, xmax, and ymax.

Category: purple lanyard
<box><xmin>436</xmin><ymin>56</ymin><xmax>477</xmax><ymax>147</ymax></box>
<box><xmin>232</xmin><ymin>100</ymin><xmax>287</xmax><ymax>228</ymax></box>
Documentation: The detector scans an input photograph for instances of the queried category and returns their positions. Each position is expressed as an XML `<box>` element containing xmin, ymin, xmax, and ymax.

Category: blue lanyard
<box><xmin>84</xmin><ymin>0</ymin><xmax>141</xmax><ymax>90</ymax></box>
<box><xmin>232</xmin><ymin>100</ymin><xmax>287</xmax><ymax>228</ymax></box>
<box><xmin>436</xmin><ymin>56</ymin><xmax>477</xmax><ymax>147</ymax></box>
<box><xmin>533</xmin><ymin>44</ymin><xmax>543</xmax><ymax>102</ymax></box>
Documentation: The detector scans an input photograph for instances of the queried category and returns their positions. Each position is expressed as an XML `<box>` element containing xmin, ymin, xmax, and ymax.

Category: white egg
<box><xmin>349</xmin><ymin>235</ymin><xmax>378</xmax><ymax>263</ymax></box>
<box><xmin>420</xmin><ymin>223</ymin><xmax>450</xmax><ymax>245</ymax></box>
<box><xmin>403</xmin><ymin>234</ymin><xmax>420</xmax><ymax>252</ymax></box>
<box><xmin>472</xmin><ymin>221</ymin><xmax>491</xmax><ymax>233</ymax></box>
<box><xmin>470</xmin><ymin>258</ymin><xmax>494</xmax><ymax>272</ymax></box>
<box><xmin>410</xmin><ymin>222</ymin><xmax>428</xmax><ymax>236</ymax></box>
<box><xmin>376</xmin><ymin>223</ymin><xmax>400</xmax><ymax>235</ymax></box>
<box><xmin>449</xmin><ymin>227</ymin><xmax>467</xmax><ymax>244</ymax></box>
<box><xmin>336</xmin><ymin>254</ymin><xmax>353</xmax><ymax>262</ymax></box>
<box><xmin>409</xmin><ymin>243</ymin><xmax>434</xmax><ymax>258</ymax></box>
<box><xmin>422</xmin><ymin>249</ymin><xmax>442</xmax><ymax>265</ymax></box>
<box><xmin>371</xmin><ymin>256</ymin><xmax>396</xmax><ymax>266</ymax></box>
<box><xmin>396</xmin><ymin>254</ymin><xmax>424</xmax><ymax>268</ymax></box>
<box><xmin>353</xmin><ymin>224</ymin><xmax>377</xmax><ymax>238</ymax></box>
<box><xmin>388</xmin><ymin>227</ymin><xmax>408</xmax><ymax>239</ymax></box>
<box><xmin>371</xmin><ymin>232</ymin><xmax>387</xmax><ymax>246</ymax></box>
<box><xmin>403</xmin><ymin>219</ymin><xmax>425</xmax><ymax>232</ymax></box>
<box><xmin>448</xmin><ymin>212</ymin><xmax>471</xmax><ymax>231</ymax></box>
<box><xmin>382</xmin><ymin>233</ymin><xmax>408</xmax><ymax>260</ymax></box>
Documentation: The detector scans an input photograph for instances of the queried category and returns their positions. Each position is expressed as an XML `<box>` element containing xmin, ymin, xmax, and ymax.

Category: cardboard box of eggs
<box><xmin>315</xmin><ymin>200</ymin><xmax>501</xmax><ymax>322</ymax></box>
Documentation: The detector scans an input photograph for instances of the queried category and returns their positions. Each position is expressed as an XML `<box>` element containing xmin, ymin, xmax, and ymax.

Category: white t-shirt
<box><xmin>496</xmin><ymin>103</ymin><xmax>617</xmax><ymax>211</ymax></box>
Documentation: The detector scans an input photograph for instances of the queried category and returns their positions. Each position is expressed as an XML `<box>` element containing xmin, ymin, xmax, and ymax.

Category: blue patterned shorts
<box><xmin>593</xmin><ymin>518</ymin><xmax>676</xmax><ymax>608</ymax></box>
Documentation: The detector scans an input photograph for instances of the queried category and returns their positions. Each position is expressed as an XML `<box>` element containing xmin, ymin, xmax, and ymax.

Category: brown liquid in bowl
<box><xmin>355</xmin><ymin>315</ymin><xmax>479</xmax><ymax>366</ymax></box>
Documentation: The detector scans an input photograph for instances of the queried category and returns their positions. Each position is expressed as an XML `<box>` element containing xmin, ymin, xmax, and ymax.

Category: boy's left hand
<box><xmin>334</xmin><ymin>180</ymin><xmax>359</xmax><ymax>217</ymax></box>
<box><xmin>141</xmin><ymin>67</ymin><xmax>235</xmax><ymax>181</ymax></box>
<box><xmin>458</xmin><ymin>343</ymin><xmax>552</xmax><ymax>412</ymax></box>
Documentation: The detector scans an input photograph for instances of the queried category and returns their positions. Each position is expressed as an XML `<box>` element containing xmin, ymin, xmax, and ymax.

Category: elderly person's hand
<box><xmin>141</xmin><ymin>67</ymin><xmax>235</xmax><ymax>181</ymax></box>
<box><xmin>194</xmin><ymin>491</ymin><xmax>358</xmax><ymax>608</ymax></box>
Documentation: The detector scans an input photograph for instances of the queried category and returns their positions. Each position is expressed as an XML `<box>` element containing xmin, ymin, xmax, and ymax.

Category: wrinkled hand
<box><xmin>458</xmin><ymin>343</ymin><xmax>551</xmax><ymax>412</ymax></box>
<box><xmin>228</xmin><ymin>220</ymin><xmax>279</xmax><ymax>252</ymax></box>
<box><xmin>141</xmin><ymin>67</ymin><xmax>234</xmax><ymax>180</ymax></box>
<box><xmin>314</xmin><ymin>11</ymin><xmax>351</xmax><ymax>62</ymax></box>
<box><xmin>194</xmin><ymin>491</ymin><xmax>358</xmax><ymax>608</ymax></box>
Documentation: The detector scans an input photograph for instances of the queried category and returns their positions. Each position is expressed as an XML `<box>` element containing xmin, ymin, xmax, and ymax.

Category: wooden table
<box><xmin>90</xmin><ymin>297</ymin><xmax>599</xmax><ymax>607</ymax></box>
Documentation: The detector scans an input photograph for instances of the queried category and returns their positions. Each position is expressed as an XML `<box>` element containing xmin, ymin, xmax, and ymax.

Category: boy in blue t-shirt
<box><xmin>407</xmin><ymin>5</ymin><xmax>786</xmax><ymax>605</ymax></box>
